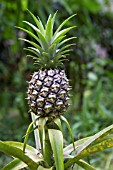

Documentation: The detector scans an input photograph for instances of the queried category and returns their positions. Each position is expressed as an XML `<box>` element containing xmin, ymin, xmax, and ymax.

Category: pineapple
<box><xmin>18</xmin><ymin>10</ymin><xmax>76</xmax><ymax>119</ymax></box>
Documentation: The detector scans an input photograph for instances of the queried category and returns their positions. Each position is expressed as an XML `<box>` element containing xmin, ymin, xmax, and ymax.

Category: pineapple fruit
<box><xmin>18</xmin><ymin>10</ymin><xmax>76</xmax><ymax>119</ymax></box>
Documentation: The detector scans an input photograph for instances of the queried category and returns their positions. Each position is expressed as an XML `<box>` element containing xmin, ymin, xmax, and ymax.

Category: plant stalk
<box><xmin>31</xmin><ymin>112</ymin><xmax>41</xmax><ymax>150</ymax></box>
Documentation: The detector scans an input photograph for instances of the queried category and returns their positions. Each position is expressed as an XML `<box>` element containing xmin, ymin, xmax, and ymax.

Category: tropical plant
<box><xmin>0</xmin><ymin>10</ymin><xmax>113</xmax><ymax>170</ymax></box>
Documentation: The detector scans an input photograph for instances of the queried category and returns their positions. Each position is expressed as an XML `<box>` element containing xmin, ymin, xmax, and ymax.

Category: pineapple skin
<box><xmin>28</xmin><ymin>69</ymin><xmax>71</xmax><ymax>118</ymax></box>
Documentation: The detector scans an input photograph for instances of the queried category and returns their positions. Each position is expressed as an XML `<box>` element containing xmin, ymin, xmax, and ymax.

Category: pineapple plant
<box><xmin>17</xmin><ymin>10</ymin><xmax>76</xmax><ymax>120</ymax></box>
<box><xmin>1</xmin><ymin>10</ymin><xmax>113</xmax><ymax>170</ymax></box>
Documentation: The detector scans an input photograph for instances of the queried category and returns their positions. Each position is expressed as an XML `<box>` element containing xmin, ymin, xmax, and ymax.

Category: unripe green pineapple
<box><xmin>18</xmin><ymin>10</ymin><xmax>76</xmax><ymax>119</ymax></box>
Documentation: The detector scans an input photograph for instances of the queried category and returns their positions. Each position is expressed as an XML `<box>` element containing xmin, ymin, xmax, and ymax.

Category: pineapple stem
<box><xmin>43</xmin><ymin>127</ymin><xmax>53</xmax><ymax>167</ymax></box>
<box><xmin>31</xmin><ymin>112</ymin><xmax>41</xmax><ymax>150</ymax></box>
<box><xmin>38</xmin><ymin>117</ymin><xmax>53</xmax><ymax>167</ymax></box>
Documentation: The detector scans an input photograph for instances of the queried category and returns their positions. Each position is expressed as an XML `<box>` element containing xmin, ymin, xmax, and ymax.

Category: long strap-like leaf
<box><xmin>75</xmin><ymin>159</ymin><xmax>96</xmax><ymax>170</ymax></box>
<box><xmin>65</xmin><ymin>124</ymin><xmax>113</xmax><ymax>168</ymax></box>
<box><xmin>48</xmin><ymin>129</ymin><xmax>64</xmax><ymax>170</ymax></box>
<box><xmin>0</xmin><ymin>141</ymin><xmax>38</xmax><ymax>170</ymax></box>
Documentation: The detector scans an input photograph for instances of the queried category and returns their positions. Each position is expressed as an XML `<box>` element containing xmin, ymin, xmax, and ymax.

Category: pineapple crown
<box><xmin>17</xmin><ymin>10</ymin><xmax>76</xmax><ymax>69</ymax></box>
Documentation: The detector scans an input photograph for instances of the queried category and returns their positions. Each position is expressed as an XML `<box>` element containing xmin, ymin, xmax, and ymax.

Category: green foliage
<box><xmin>17</xmin><ymin>11</ymin><xmax>76</xmax><ymax>69</ymax></box>
<box><xmin>48</xmin><ymin>129</ymin><xmax>64</xmax><ymax>170</ymax></box>
<box><xmin>1</xmin><ymin>115</ymin><xmax>113</xmax><ymax>169</ymax></box>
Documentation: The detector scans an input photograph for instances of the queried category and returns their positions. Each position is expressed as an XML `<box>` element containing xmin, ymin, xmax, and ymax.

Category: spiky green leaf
<box><xmin>52</xmin><ymin>11</ymin><xmax>58</xmax><ymax>26</ymax></box>
<box><xmin>58</xmin><ymin>37</ymin><xmax>77</xmax><ymax>47</ymax></box>
<box><xmin>57</xmin><ymin>44</ymin><xmax>75</xmax><ymax>53</ymax></box>
<box><xmin>28</xmin><ymin>47</ymin><xmax>40</xmax><ymax>53</ymax></box>
<box><xmin>54</xmin><ymin>14</ymin><xmax>76</xmax><ymax>36</ymax></box>
<box><xmin>23</xmin><ymin>21</ymin><xmax>48</xmax><ymax>50</ymax></box>
<box><xmin>27</xmin><ymin>9</ymin><xmax>45</xmax><ymax>34</ymax></box>
<box><xmin>45</xmin><ymin>14</ymin><xmax>53</xmax><ymax>44</ymax></box>
<box><xmin>24</xmin><ymin>48</ymin><xmax>40</xmax><ymax>57</ymax></box>
<box><xmin>60</xmin><ymin>49</ymin><xmax>73</xmax><ymax>55</ymax></box>
<box><xmin>48</xmin><ymin>43</ymin><xmax>57</xmax><ymax>58</ymax></box>
<box><xmin>53</xmin><ymin>35</ymin><xmax>66</xmax><ymax>45</ymax></box>
<box><xmin>18</xmin><ymin>10</ymin><xmax>76</xmax><ymax>69</ymax></box>
<box><xmin>42</xmin><ymin>52</ymin><xmax>50</xmax><ymax>62</ymax></box>
<box><xmin>53</xmin><ymin>26</ymin><xmax>76</xmax><ymax>42</ymax></box>
<box><xmin>19</xmin><ymin>38</ymin><xmax>43</xmax><ymax>52</ymax></box>
<box><xmin>16</xmin><ymin>26</ymin><xmax>40</xmax><ymax>44</ymax></box>
<box><xmin>19</xmin><ymin>38</ymin><xmax>42</xmax><ymax>52</ymax></box>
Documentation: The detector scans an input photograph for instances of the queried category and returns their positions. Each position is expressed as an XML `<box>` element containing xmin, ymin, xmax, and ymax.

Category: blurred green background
<box><xmin>0</xmin><ymin>0</ymin><xmax>113</xmax><ymax>169</ymax></box>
